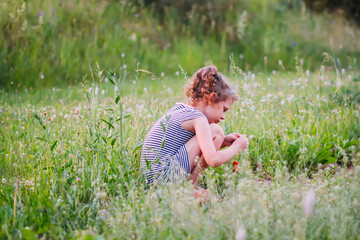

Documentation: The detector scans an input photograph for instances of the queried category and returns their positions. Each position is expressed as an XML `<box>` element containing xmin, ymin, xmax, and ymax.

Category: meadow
<box><xmin>1</xmin><ymin>60</ymin><xmax>360</xmax><ymax>239</ymax></box>
<box><xmin>1</xmin><ymin>0</ymin><xmax>360</xmax><ymax>239</ymax></box>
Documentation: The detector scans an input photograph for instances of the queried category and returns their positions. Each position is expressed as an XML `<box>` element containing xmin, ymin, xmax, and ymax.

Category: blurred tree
<box><xmin>303</xmin><ymin>0</ymin><xmax>360</xmax><ymax>24</ymax></box>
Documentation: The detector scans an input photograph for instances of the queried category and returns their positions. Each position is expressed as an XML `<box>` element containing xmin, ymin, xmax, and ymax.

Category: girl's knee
<box><xmin>209</xmin><ymin>123</ymin><xmax>224</xmax><ymax>139</ymax></box>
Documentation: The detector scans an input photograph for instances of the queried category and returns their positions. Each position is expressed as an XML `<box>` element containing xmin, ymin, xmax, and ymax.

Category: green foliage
<box><xmin>1</xmin><ymin>0</ymin><xmax>360</xmax><ymax>89</ymax></box>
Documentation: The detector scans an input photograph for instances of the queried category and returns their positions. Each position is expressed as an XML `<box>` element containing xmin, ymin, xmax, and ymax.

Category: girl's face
<box><xmin>204</xmin><ymin>98</ymin><xmax>233</xmax><ymax>124</ymax></box>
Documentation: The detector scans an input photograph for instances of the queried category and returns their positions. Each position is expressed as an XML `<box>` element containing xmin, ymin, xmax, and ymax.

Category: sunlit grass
<box><xmin>0</xmin><ymin>63</ymin><xmax>359</xmax><ymax>238</ymax></box>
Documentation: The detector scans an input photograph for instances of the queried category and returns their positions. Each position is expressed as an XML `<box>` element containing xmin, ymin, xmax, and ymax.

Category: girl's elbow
<box><xmin>204</xmin><ymin>157</ymin><xmax>219</xmax><ymax>168</ymax></box>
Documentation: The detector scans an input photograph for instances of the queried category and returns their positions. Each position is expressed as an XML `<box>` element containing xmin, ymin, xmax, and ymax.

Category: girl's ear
<box><xmin>208</xmin><ymin>92</ymin><xmax>218</xmax><ymax>105</ymax></box>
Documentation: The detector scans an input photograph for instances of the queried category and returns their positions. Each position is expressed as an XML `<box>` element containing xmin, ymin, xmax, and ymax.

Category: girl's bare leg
<box><xmin>185</xmin><ymin>123</ymin><xmax>225</xmax><ymax>185</ymax></box>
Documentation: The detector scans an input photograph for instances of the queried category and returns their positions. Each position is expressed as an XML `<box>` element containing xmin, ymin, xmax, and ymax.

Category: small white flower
<box><xmin>251</xmin><ymin>73</ymin><xmax>255</xmax><ymax>81</ymax></box>
<box><xmin>88</xmin><ymin>88</ymin><xmax>92</xmax><ymax>93</ymax></box>
<box><xmin>132</xmin><ymin>80</ymin><xmax>136</xmax><ymax>84</ymax></box>
<box><xmin>306</xmin><ymin>70</ymin><xmax>310</xmax><ymax>77</ymax></box>
<box><xmin>300</xmin><ymin>58</ymin><xmax>304</xmax><ymax>65</ymax></box>
<box><xmin>304</xmin><ymin>189</ymin><xmax>315</xmax><ymax>217</ymax></box>
<box><xmin>175</xmin><ymin>71</ymin><xmax>179</xmax><ymax>76</ymax></box>
<box><xmin>161</xmin><ymin>72</ymin><xmax>165</xmax><ymax>77</ymax></box>
<box><xmin>40</xmin><ymin>73</ymin><xmax>44</xmax><ymax>79</ymax></box>
<box><xmin>272</xmin><ymin>70</ymin><xmax>276</xmax><ymax>75</ymax></box>
<box><xmin>2</xmin><ymin>178</ymin><xmax>6</xmax><ymax>184</ymax></box>
<box><xmin>114</xmin><ymin>86</ymin><xmax>119</xmax><ymax>92</ymax></box>
<box><xmin>95</xmin><ymin>87</ymin><xmax>99</xmax><ymax>95</ymax></box>
<box><xmin>98</xmin><ymin>71</ymin><xmax>103</xmax><ymax>77</ymax></box>
<box><xmin>121</xmin><ymin>52</ymin><xmax>125</xmax><ymax>58</ymax></box>
<box><xmin>278</xmin><ymin>60</ymin><xmax>283</xmax><ymax>65</ymax></box>
<box><xmin>104</xmin><ymin>78</ymin><xmax>109</xmax><ymax>83</ymax></box>
<box><xmin>239</xmin><ymin>54</ymin><xmax>244</xmax><ymax>59</ymax></box>
<box><xmin>123</xmin><ymin>64</ymin><xmax>127</xmax><ymax>69</ymax></box>
<box><xmin>101</xmin><ymin>90</ymin><xmax>105</xmax><ymax>95</ymax></box>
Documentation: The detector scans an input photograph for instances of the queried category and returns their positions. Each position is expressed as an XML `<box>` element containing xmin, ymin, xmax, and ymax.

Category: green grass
<box><xmin>1</xmin><ymin>0</ymin><xmax>360</xmax><ymax>89</ymax></box>
<box><xmin>0</xmin><ymin>62</ymin><xmax>359</xmax><ymax>238</ymax></box>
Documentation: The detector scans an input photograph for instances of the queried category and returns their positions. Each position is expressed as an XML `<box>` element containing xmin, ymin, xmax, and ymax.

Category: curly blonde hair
<box><xmin>184</xmin><ymin>66</ymin><xmax>238</xmax><ymax>105</ymax></box>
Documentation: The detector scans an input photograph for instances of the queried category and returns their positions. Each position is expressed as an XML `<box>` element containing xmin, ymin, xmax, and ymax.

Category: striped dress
<box><xmin>141</xmin><ymin>103</ymin><xmax>206</xmax><ymax>185</ymax></box>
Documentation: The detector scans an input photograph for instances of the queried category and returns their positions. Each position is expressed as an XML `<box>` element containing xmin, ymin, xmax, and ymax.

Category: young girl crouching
<box><xmin>141</xmin><ymin>66</ymin><xmax>249</xmax><ymax>186</ymax></box>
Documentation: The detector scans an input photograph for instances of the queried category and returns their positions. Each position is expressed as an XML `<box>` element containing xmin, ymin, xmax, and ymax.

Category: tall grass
<box><xmin>1</xmin><ymin>0</ymin><xmax>360</xmax><ymax>89</ymax></box>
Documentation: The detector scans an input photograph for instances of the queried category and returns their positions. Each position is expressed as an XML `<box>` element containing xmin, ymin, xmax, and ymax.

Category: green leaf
<box><xmin>51</xmin><ymin>140</ymin><xmax>58</xmax><ymax>151</ymax></box>
<box><xmin>344</xmin><ymin>140</ymin><xmax>358</xmax><ymax>149</ymax></box>
<box><xmin>161</xmin><ymin>139</ymin><xmax>165</xmax><ymax>148</ymax></box>
<box><xmin>115</xmin><ymin>95</ymin><xmax>120</xmax><ymax>104</ymax></box>
<box><xmin>145</xmin><ymin>158</ymin><xmax>151</xmax><ymax>170</ymax></box>
<box><xmin>36</xmin><ymin>137</ymin><xmax>49</xmax><ymax>143</ymax></box>
<box><xmin>133</xmin><ymin>142</ymin><xmax>143</xmax><ymax>153</ymax></box>
<box><xmin>325</xmin><ymin>157</ymin><xmax>337</xmax><ymax>163</ymax></box>
<box><xmin>160</xmin><ymin>122</ymin><xmax>166</xmax><ymax>133</ymax></box>
<box><xmin>101</xmin><ymin>118</ymin><xmax>114</xmax><ymax>129</ymax></box>
<box><xmin>85</xmin><ymin>91</ymin><xmax>91</xmax><ymax>103</ymax></box>
<box><xmin>111</xmin><ymin>138</ymin><xmax>116</xmax><ymax>146</ymax></box>
<box><xmin>108</xmin><ymin>77</ymin><xmax>116</xmax><ymax>85</ymax></box>
<box><xmin>116</xmin><ymin>114</ymin><xmax>130</xmax><ymax>122</ymax></box>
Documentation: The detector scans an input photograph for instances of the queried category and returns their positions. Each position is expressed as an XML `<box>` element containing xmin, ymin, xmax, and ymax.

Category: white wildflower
<box><xmin>95</xmin><ymin>87</ymin><xmax>99</xmax><ymax>95</ymax></box>
<box><xmin>121</xmin><ymin>52</ymin><xmax>125</xmax><ymax>58</ymax></box>
<box><xmin>101</xmin><ymin>90</ymin><xmax>105</xmax><ymax>95</ymax></box>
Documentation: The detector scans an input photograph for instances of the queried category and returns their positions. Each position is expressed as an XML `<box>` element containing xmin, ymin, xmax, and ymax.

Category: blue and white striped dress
<box><xmin>141</xmin><ymin>103</ymin><xmax>206</xmax><ymax>185</ymax></box>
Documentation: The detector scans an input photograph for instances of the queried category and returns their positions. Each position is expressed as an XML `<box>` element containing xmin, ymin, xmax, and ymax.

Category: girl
<box><xmin>141</xmin><ymin>66</ymin><xmax>248</xmax><ymax>186</ymax></box>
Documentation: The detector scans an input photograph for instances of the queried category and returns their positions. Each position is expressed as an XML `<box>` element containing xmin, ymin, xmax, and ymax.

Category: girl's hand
<box><xmin>222</xmin><ymin>133</ymin><xmax>242</xmax><ymax>148</ymax></box>
<box><xmin>232</xmin><ymin>135</ymin><xmax>249</xmax><ymax>152</ymax></box>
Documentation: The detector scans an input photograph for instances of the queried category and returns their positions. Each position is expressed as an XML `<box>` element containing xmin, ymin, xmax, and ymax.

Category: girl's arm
<box><xmin>193</xmin><ymin>117</ymin><xmax>247</xmax><ymax>167</ymax></box>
